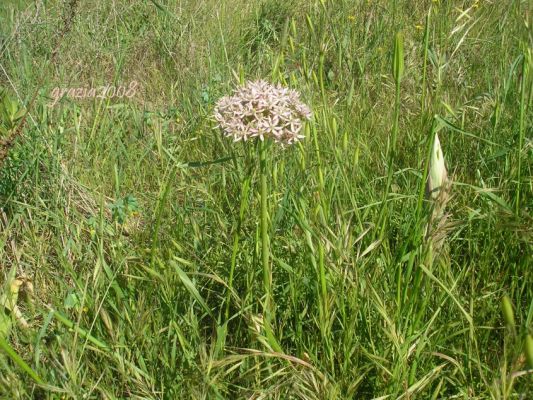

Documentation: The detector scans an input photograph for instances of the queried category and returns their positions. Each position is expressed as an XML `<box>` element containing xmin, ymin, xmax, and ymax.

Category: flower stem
<box><xmin>225</xmin><ymin>174</ymin><xmax>251</xmax><ymax>321</ymax></box>
<box><xmin>259</xmin><ymin>140</ymin><xmax>271</xmax><ymax>319</ymax></box>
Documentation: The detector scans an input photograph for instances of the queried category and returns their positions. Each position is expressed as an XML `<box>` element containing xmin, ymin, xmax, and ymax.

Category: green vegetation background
<box><xmin>0</xmin><ymin>0</ymin><xmax>531</xmax><ymax>398</ymax></box>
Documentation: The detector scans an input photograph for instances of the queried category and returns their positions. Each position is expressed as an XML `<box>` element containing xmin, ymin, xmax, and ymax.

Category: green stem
<box><xmin>421</xmin><ymin>9</ymin><xmax>431</xmax><ymax>113</ymax></box>
<box><xmin>378</xmin><ymin>32</ymin><xmax>404</xmax><ymax>240</ymax></box>
<box><xmin>318</xmin><ymin>242</ymin><xmax>327</xmax><ymax>313</ymax></box>
<box><xmin>258</xmin><ymin>140</ymin><xmax>282</xmax><ymax>353</ymax></box>
<box><xmin>224</xmin><ymin>173</ymin><xmax>251</xmax><ymax>320</ymax></box>
<box><xmin>225</xmin><ymin>232</ymin><xmax>240</xmax><ymax>320</ymax></box>
<box><xmin>516</xmin><ymin>50</ymin><xmax>529</xmax><ymax>215</ymax></box>
<box><xmin>150</xmin><ymin>165</ymin><xmax>174</xmax><ymax>267</ymax></box>
<box><xmin>378</xmin><ymin>78</ymin><xmax>401</xmax><ymax>239</ymax></box>
<box><xmin>390</xmin><ymin>79</ymin><xmax>401</xmax><ymax>184</ymax></box>
<box><xmin>52</xmin><ymin>310</ymin><xmax>109</xmax><ymax>350</ymax></box>
<box><xmin>260</xmin><ymin>140</ymin><xmax>271</xmax><ymax>319</ymax></box>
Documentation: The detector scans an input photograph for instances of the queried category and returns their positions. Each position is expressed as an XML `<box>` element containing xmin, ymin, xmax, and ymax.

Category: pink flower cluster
<box><xmin>214</xmin><ymin>80</ymin><xmax>312</xmax><ymax>145</ymax></box>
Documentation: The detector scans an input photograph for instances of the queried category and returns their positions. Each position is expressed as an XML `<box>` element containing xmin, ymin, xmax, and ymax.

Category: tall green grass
<box><xmin>0</xmin><ymin>0</ymin><xmax>531</xmax><ymax>398</ymax></box>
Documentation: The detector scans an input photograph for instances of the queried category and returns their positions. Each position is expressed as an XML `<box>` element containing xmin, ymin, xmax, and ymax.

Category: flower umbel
<box><xmin>214</xmin><ymin>80</ymin><xmax>311</xmax><ymax>145</ymax></box>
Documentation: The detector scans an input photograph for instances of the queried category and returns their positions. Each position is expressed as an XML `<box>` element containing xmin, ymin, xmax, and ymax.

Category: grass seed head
<box><xmin>502</xmin><ymin>295</ymin><xmax>515</xmax><ymax>328</ymax></box>
<box><xmin>526</xmin><ymin>334</ymin><xmax>533</xmax><ymax>369</ymax></box>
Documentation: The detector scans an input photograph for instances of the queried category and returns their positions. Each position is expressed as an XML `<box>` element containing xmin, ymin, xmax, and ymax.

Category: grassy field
<box><xmin>0</xmin><ymin>0</ymin><xmax>532</xmax><ymax>398</ymax></box>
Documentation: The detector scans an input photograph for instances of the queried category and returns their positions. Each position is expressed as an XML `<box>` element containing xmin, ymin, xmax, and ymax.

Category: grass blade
<box><xmin>169</xmin><ymin>260</ymin><xmax>215</xmax><ymax>319</ymax></box>
<box><xmin>0</xmin><ymin>336</ymin><xmax>45</xmax><ymax>385</ymax></box>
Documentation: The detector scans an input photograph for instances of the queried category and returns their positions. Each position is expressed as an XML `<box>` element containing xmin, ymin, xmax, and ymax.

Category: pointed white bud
<box><xmin>427</xmin><ymin>133</ymin><xmax>448</xmax><ymax>200</ymax></box>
